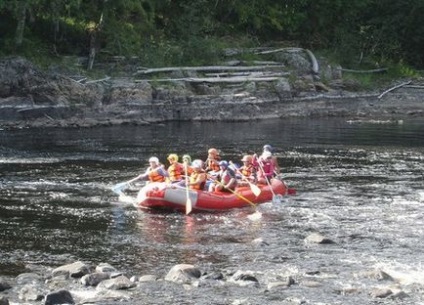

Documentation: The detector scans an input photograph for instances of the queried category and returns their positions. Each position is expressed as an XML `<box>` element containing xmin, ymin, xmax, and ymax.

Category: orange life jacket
<box><xmin>148</xmin><ymin>168</ymin><xmax>166</xmax><ymax>182</ymax></box>
<box><xmin>206</xmin><ymin>158</ymin><xmax>220</xmax><ymax>172</ymax></box>
<box><xmin>240</xmin><ymin>164</ymin><xmax>255</xmax><ymax>178</ymax></box>
<box><xmin>189</xmin><ymin>171</ymin><xmax>206</xmax><ymax>190</ymax></box>
<box><xmin>168</xmin><ymin>162</ymin><xmax>184</xmax><ymax>182</ymax></box>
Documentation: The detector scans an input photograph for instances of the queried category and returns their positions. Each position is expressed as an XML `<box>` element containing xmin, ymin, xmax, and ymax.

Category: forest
<box><xmin>1</xmin><ymin>0</ymin><xmax>424</xmax><ymax>72</ymax></box>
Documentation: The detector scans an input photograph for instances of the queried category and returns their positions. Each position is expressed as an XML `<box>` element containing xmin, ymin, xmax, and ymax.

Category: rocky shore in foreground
<box><xmin>0</xmin><ymin>56</ymin><xmax>423</xmax><ymax>129</ymax></box>
<box><xmin>0</xmin><ymin>233</ymin><xmax>415</xmax><ymax>305</ymax></box>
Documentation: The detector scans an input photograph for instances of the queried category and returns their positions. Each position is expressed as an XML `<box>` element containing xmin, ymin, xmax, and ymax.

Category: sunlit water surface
<box><xmin>1</xmin><ymin>118</ymin><xmax>424</xmax><ymax>304</ymax></box>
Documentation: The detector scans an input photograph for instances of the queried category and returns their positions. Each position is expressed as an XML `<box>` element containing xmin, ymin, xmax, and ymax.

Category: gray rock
<box><xmin>165</xmin><ymin>264</ymin><xmax>202</xmax><ymax>284</ymax></box>
<box><xmin>44</xmin><ymin>289</ymin><xmax>74</xmax><ymax>305</ymax></box>
<box><xmin>52</xmin><ymin>261</ymin><xmax>90</xmax><ymax>279</ymax></box>
<box><xmin>304</xmin><ymin>232</ymin><xmax>335</xmax><ymax>244</ymax></box>
<box><xmin>96</xmin><ymin>275</ymin><xmax>136</xmax><ymax>290</ymax></box>
<box><xmin>80</xmin><ymin>272</ymin><xmax>111</xmax><ymax>286</ymax></box>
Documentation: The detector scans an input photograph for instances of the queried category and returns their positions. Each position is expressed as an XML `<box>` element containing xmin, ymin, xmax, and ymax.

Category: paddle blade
<box><xmin>272</xmin><ymin>194</ymin><xmax>283</xmax><ymax>204</ymax></box>
<box><xmin>250</xmin><ymin>183</ymin><xmax>262</xmax><ymax>197</ymax></box>
<box><xmin>186</xmin><ymin>198</ymin><xmax>192</xmax><ymax>215</ymax></box>
<box><xmin>111</xmin><ymin>182</ymin><xmax>128</xmax><ymax>195</ymax></box>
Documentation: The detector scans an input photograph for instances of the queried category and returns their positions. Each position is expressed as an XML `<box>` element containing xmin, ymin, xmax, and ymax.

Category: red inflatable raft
<box><xmin>135</xmin><ymin>178</ymin><xmax>289</xmax><ymax>213</ymax></box>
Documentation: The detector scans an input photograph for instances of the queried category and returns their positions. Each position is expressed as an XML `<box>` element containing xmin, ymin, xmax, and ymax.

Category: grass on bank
<box><xmin>1</xmin><ymin>33</ymin><xmax>422</xmax><ymax>91</ymax></box>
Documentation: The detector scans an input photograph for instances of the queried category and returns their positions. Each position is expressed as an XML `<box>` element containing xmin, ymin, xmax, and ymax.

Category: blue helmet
<box><xmin>263</xmin><ymin>144</ymin><xmax>273</xmax><ymax>152</ymax></box>
<box><xmin>219</xmin><ymin>160</ymin><xmax>228</xmax><ymax>168</ymax></box>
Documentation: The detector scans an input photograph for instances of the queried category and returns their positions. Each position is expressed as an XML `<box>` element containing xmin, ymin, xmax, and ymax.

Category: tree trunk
<box><xmin>87</xmin><ymin>12</ymin><xmax>105</xmax><ymax>70</ymax></box>
<box><xmin>15</xmin><ymin>1</ymin><xmax>27</xmax><ymax>47</ymax></box>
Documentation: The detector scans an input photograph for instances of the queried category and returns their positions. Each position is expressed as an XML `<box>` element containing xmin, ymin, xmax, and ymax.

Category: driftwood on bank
<box><xmin>133</xmin><ymin>65</ymin><xmax>285</xmax><ymax>76</ymax></box>
<box><xmin>136</xmin><ymin>76</ymin><xmax>284</xmax><ymax>83</ymax></box>
<box><xmin>378</xmin><ymin>80</ymin><xmax>412</xmax><ymax>99</ymax></box>
<box><xmin>340</xmin><ymin>68</ymin><xmax>388</xmax><ymax>74</ymax></box>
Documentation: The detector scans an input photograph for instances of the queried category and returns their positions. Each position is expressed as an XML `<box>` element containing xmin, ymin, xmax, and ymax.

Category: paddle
<box><xmin>184</xmin><ymin>163</ymin><xmax>192</xmax><ymax>215</ymax></box>
<box><xmin>111</xmin><ymin>176</ymin><xmax>140</xmax><ymax>195</ymax></box>
<box><xmin>211</xmin><ymin>178</ymin><xmax>257</xmax><ymax>209</ymax></box>
<box><xmin>229</xmin><ymin>161</ymin><xmax>261</xmax><ymax>197</ymax></box>
<box><xmin>256</xmin><ymin>157</ymin><xmax>282</xmax><ymax>204</ymax></box>
<box><xmin>275</xmin><ymin>171</ymin><xmax>297</xmax><ymax>196</ymax></box>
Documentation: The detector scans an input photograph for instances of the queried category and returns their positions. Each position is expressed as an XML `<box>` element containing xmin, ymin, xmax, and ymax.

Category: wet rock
<box><xmin>0</xmin><ymin>278</ymin><xmax>12</xmax><ymax>291</ymax></box>
<box><xmin>229</xmin><ymin>270</ymin><xmax>259</xmax><ymax>287</ymax></box>
<box><xmin>95</xmin><ymin>263</ymin><xmax>117</xmax><ymax>273</ymax></box>
<box><xmin>136</xmin><ymin>274</ymin><xmax>159</xmax><ymax>282</ymax></box>
<box><xmin>52</xmin><ymin>261</ymin><xmax>90</xmax><ymax>278</ymax></box>
<box><xmin>165</xmin><ymin>264</ymin><xmax>201</xmax><ymax>284</ymax></box>
<box><xmin>201</xmin><ymin>271</ymin><xmax>224</xmax><ymax>281</ymax></box>
<box><xmin>267</xmin><ymin>276</ymin><xmax>295</xmax><ymax>290</ymax></box>
<box><xmin>15</xmin><ymin>273</ymin><xmax>43</xmax><ymax>285</ymax></box>
<box><xmin>0</xmin><ymin>297</ymin><xmax>9</xmax><ymax>305</ymax></box>
<box><xmin>44</xmin><ymin>289</ymin><xmax>74</xmax><ymax>305</ymax></box>
<box><xmin>80</xmin><ymin>272</ymin><xmax>111</xmax><ymax>286</ymax></box>
<box><xmin>96</xmin><ymin>275</ymin><xmax>136</xmax><ymax>290</ymax></box>
<box><xmin>304</xmin><ymin>232</ymin><xmax>335</xmax><ymax>244</ymax></box>
<box><xmin>300</xmin><ymin>280</ymin><xmax>323</xmax><ymax>288</ymax></box>
<box><xmin>18</xmin><ymin>285</ymin><xmax>44</xmax><ymax>301</ymax></box>
<box><xmin>370</xmin><ymin>287</ymin><xmax>393</xmax><ymax>298</ymax></box>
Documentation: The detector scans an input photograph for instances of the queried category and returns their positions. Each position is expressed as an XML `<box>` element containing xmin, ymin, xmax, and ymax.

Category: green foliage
<box><xmin>2</xmin><ymin>0</ymin><xmax>424</xmax><ymax>70</ymax></box>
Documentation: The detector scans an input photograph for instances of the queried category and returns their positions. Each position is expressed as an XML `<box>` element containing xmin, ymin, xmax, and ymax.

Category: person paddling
<box><xmin>134</xmin><ymin>156</ymin><xmax>169</xmax><ymax>183</ymax></box>
<box><xmin>167</xmin><ymin>153</ymin><xmax>184</xmax><ymax>183</ymax></box>
<box><xmin>236</xmin><ymin>155</ymin><xmax>257</xmax><ymax>186</ymax></box>
<box><xmin>263</xmin><ymin>144</ymin><xmax>280</xmax><ymax>175</ymax></box>
<box><xmin>208</xmin><ymin>160</ymin><xmax>237</xmax><ymax>192</ymax></box>
<box><xmin>253</xmin><ymin>151</ymin><xmax>275</xmax><ymax>185</ymax></box>
<box><xmin>204</xmin><ymin>148</ymin><xmax>221</xmax><ymax>174</ymax></box>
<box><xmin>188</xmin><ymin>160</ymin><xmax>207</xmax><ymax>190</ymax></box>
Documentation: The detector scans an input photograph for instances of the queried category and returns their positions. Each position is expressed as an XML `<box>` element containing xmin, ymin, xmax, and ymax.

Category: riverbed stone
<box><xmin>15</xmin><ymin>273</ymin><xmax>42</xmax><ymax>285</ymax></box>
<box><xmin>80</xmin><ymin>272</ymin><xmax>111</xmax><ymax>286</ymax></box>
<box><xmin>96</xmin><ymin>275</ymin><xmax>136</xmax><ymax>290</ymax></box>
<box><xmin>0</xmin><ymin>297</ymin><xmax>9</xmax><ymax>305</ymax></box>
<box><xmin>370</xmin><ymin>287</ymin><xmax>393</xmax><ymax>298</ymax></box>
<box><xmin>0</xmin><ymin>278</ymin><xmax>11</xmax><ymax>291</ymax></box>
<box><xmin>44</xmin><ymin>289</ymin><xmax>74</xmax><ymax>305</ymax></box>
<box><xmin>95</xmin><ymin>263</ymin><xmax>117</xmax><ymax>273</ymax></box>
<box><xmin>164</xmin><ymin>264</ymin><xmax>202</xmax><ymax>284</ymax></box>
<box><xmin>52</xmin><ymin>261</ymin><xmax>90</xmax><ymax>278</ymax></box>
<box><xmin>18</xmin><ymin>284</ymin><xmax>44</xmax><ymax>301</ymax></box>
<box><xmin>304</xmin><ymin>232</ymin><xmax>335</xmax><ymax>244</ymax></box>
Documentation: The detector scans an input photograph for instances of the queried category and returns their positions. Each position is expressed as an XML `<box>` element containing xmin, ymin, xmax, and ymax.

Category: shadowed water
<box><xmin>1</xmin><ymin>118</ymin><xmax>424</xmax><ymax>304</ymax></box>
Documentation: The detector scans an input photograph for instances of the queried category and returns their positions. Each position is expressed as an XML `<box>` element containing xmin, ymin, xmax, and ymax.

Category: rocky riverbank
<box><xmin>0</xmin><ymin>233</ymin><xmax>414</xmax><ymax>305</ymax></box>
<box><xmin>0</xmin><ymin>55</ymin><xmax>423</xmax><ymax>129</ymax></box>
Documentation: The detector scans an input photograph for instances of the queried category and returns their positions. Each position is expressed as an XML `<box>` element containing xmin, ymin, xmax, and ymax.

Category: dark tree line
<box><xmin>1</xmin><ymin>0</ymin><xmax>423</xmax><ymax>69</ymax></box>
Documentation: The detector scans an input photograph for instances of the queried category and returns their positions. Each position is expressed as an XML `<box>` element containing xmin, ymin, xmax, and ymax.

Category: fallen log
<box><xmin>133</xmin><ymin>65</ymin><xmax>285</xmax><ymax>76</ymax></box>
<box><xmin>378</xmin><ymin>80</ymin><xmax>412</xmax><ymax>99</ymax></box>
<box><xmin>340</xmin><ymin>68</ymin><xmax>388</xmax><ymax>73</ymax></box>
<box><xmin>135</xmin><ymin>76</ymin><xmax>282</xmax><ymax>83</ymax></box>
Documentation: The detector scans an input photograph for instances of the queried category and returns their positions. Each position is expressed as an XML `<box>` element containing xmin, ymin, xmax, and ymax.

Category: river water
<box><xmin>1</xmin><ymin>118</ymin><xmax>424</xmax><ymax>304</ymax></box>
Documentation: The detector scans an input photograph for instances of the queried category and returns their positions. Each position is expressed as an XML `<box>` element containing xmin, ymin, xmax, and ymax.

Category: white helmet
<box><xmin>192</xmin><ymin>159</ymin><xmax>203</xmax><ymax>169</ymax></box>
<box><xmin>262</xmin><ymin>151</ymin><xmax>272</xmax><ymax>159</ymax></box>
<box><xmin>148</xmin><ymin>156</ymin><xmax>159</xmax><ymax>164</ymax></box>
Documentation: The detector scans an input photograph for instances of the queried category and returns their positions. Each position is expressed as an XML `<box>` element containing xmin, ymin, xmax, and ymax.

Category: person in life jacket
<box><xmin>253</xmin><ymin>151</ymin><xmax>275</xmax><ymax>185</ymax></box>
<box><xmin>236</xmin><ymin>155</ymin><xmax>257</xmax><ymax>186</ymax></box>
<box><xmin>188</xmin><ymin>160</ymin><xmax>207</xmax><ymax>190</ymax></box>
<box><xmin>209</xmin><ymin>160</ymin><xmax>237</xmax><ymax>192</ymax></box>
<box><xmin>262</xmin><ymin>144</ymin><xmax>280</xmax><ymax>175</ymax></box>
<box><xmin>182</xmin><ymin>154</ymin><xmax>194</xmax><ymax>177</ymax></box>
<box><xmin>167</xmin><ymin>153</ymin><xmax>184</xmax><ymax>183</ymax></box>
<box><xmin>135</xmin><ymin>156</ymin><xmax>169</xmax><ymax>183</ymax></box>
<box><xmin>204</xmin><ymin>148</ymin><xmax>221</xmax><ymax>173</ymax></box>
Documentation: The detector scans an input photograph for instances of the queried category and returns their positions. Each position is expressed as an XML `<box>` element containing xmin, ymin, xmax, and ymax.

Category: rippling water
<box><xmin>1</xmin><ymin>118</ymin><xmax>424</xmax><ymax>304</ymax></box>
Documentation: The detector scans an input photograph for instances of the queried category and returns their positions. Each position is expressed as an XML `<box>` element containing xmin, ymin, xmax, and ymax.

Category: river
<box><xmin>1</xmin><ymin>117</ymin><xmax>424</xmax><ymax>304</ymax></box>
